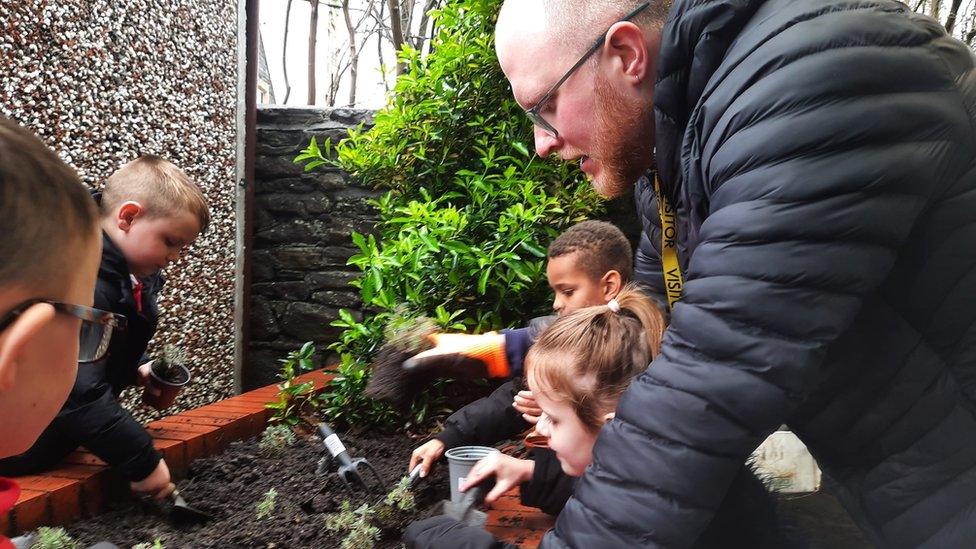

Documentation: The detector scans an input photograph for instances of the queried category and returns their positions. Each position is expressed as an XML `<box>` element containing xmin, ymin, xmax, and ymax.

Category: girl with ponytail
<box><xmin>406</xmin><ymin>283</ymin><xmax>799</xmax><ymax>548</ymax></box>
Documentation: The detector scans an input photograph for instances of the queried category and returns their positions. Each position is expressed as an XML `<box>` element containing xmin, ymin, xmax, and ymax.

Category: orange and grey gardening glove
<box><xmin>402</xmin><ymin>332</ymin><xmax>511</xmax><ymax>380</ymax></box>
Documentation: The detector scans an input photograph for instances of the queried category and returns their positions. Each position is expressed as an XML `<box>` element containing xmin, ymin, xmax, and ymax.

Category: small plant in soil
<box><xmin>341</xmin><ymin>518</ymin><xmax>381</xmax><ymax>549</ymax></box>
<box><xmin>259</xmin><ymin>424</ymin><xmax>296</xmax><ymax>455</ymax></box>
<box><xmin>131</xmin><ymin>539</ymin><xmax>164</xmax><ymax>549</ymax></box>
<box><xmin>266</xmin><ymin>341</ymin><xmax>320</xmax><ymax>426</ymax></box>
<box><xmin>29</xmin><ymin>526</ymin><xmax>78</xmax><ymax>549</ymax></box>
<box><xmin>152</xmin><ymin>344</ymin><xmax>188</xmax><ymax>383</ymax></box>
<box><xmin>255</xmin><ymin>487</ymin><xmax>277</xmax><ymax>520</ymax></box>
<box><xmin>322</xmin><ymin>475</ymin><xmax>419</xmax><ymax>548</ymax></box>
<box><xmin>384</xmin><ymin>475</ymin><xmax>416</xmax><ymax>512</ymax></box>
<box><xmin>326</xmin><ymin>503</ymin><xmax>381</xmax><ymax>549</ymax></box>
<box><xmin>363</xmin><ymin>311</ymin><xmax>439</xmax><ymax>408</ymax></box>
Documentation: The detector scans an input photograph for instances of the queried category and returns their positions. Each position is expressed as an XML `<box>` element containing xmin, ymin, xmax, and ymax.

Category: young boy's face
<box><xmin>530</xmin><ymin>375</ymin><xmax>600</xmax><ymax>477</ymax></box>
<box><xmin>113</xmin><ymin>206</ymin><xmax>202</xmax><ymax>277</ymax></box>
<box><xmin>0</xmin><ymin>234</ymin><xmax>102</xmax><ymax>457</ymax></box>
<box><xmin>547</xmin><ymin>252</ymin><xmax>618</xmax><ymax>315</ymax></box>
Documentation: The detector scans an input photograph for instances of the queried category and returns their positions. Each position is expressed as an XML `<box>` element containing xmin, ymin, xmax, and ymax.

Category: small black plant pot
<box><xmin>143</xmin><ymin>361</ymin><xmax>191</xmax><ymax>409</ymax></box>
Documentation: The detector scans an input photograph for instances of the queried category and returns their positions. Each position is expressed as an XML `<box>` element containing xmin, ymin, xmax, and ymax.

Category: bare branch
<box><xmin>283</xmin><ymin>0</ymin><xmax>294</xmax><ymax>103</ymax></box>
<box><xmin>342</xmin><ymin>0</ymin><xmax>359</xmax><ymax>106</ymax></box>
<box><xmin>946</xmin><ymin>0</ymin><xmax>964</xmax><ymax>33</ymax></box>
<box><xmin>387</xmin><ymin>0</ymin><xmax>407</xmax><ymax>75</ymax></box>
<box><xmin>307</xmin><ymin>0</ymin><xmax>320</xmax><ymax>105</ymax></box>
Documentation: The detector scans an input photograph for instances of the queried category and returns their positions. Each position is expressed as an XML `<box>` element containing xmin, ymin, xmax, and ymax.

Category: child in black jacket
<box><xmin>0</xmin><ymin>156</ymin><xmax>209</xmax><ymax>501</ymax></box>
<box><xmin>405</xmin><ymin>287</ymin><xmax>799</xmax><ymax>548</ymax></box>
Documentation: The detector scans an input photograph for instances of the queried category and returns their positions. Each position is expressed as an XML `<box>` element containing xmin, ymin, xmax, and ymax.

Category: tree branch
<box><xmin>282</xmin><ymin>0</ymin><xmax>293</xmax><ymax>103</ymax></box>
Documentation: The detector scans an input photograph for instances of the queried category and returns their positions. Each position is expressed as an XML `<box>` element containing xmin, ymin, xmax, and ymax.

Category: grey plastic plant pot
<box><xmin>444</xmin><ymin>445</ymin><xmax>496</xmax><ymax>503</ymax></box>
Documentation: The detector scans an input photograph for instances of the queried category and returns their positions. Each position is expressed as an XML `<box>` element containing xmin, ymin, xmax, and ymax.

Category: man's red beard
<box><xmin>590</xmin><ymin>73</ymin><xmax>655</xmax><ymax>198</ymax></box>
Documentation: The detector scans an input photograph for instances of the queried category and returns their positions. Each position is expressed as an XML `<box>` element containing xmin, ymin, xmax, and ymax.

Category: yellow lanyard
<box><xmin>654</xmin><ymin>175</ymin><xmax>683</xmax><ymax>310</ymax></box>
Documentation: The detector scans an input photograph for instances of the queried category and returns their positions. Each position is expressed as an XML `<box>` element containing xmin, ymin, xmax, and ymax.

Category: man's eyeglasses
<box><xmin>525</xmin><ymin>2</ymin><xmax>651</xmax><ymax>139</ymax></box>
<box><xmin>0</xmin><ymin>300</ymin><xmax>127</xmax><ymax>363</ymax></box>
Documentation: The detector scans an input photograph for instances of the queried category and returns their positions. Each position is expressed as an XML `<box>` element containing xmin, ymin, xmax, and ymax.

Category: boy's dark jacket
<box><xmin>0</xmin><ymin>232</ymin><xmax>163</xmax><ymax>481</ymax></box>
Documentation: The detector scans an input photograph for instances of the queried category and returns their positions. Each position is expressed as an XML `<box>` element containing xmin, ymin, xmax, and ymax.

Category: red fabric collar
<box><xmin>0</xmin><ymin>477</ymin><xmax>19</xmax><ymax>549</ymax></box>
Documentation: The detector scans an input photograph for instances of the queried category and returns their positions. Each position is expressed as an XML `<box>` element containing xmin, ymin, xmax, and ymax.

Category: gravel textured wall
<box><xmin>1</xmin><ymin>0</ymin><xmax>239</xmax><ymax>420</ymax></box>
<box><xmin>247</xmin><ymin>107</ymin><xmax>380</xmax><ymax>390</ymax></box>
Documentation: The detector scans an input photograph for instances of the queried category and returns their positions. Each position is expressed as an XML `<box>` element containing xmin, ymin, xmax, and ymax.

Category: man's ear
<box><xmin>116</xmin><ymin>201</ymin><xmax>144</xmax><ymax>232</ymax></box>
<box><xmin>602</xmin><ymin>270</ymin><xmax>623</xmax><ymax>300</ymax></box>
<box><xmin>604</xmin><ymin>21</ymin><xmax>649</xmax><ymax>84</ymax></box>
<box><xmin>0</xmin><ymin>303</ymin><xmax>56</xmax><ymax>390</ymax></box>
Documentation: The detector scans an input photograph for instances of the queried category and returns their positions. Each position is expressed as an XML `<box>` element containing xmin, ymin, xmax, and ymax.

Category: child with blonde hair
<box><xmin>0</xmin><ymin>155</ymin><xmax>209</xmax><ymax>502</ymax></box>
<box><xmin>405</xmin><ymin>285</ymin><xmax>796</xmax><ymax>548</ymax></box>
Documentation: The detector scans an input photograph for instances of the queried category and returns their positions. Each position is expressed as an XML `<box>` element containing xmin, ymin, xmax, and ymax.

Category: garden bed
<box><xmin>64</xmin><ymin>431</ymin><xmax>450</xmax><ymax>548</ymax></box>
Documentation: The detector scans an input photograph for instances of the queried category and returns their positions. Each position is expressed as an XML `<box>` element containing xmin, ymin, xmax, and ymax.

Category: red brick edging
<box><xmin>1</xmin><ymin>368</ymin><xmax>554</xmax><ymax>546</ymax></box>
<box><xmin>0</xmin><ymin>369</ymin><xmax>332</xmax><ymax>537</ymax></box>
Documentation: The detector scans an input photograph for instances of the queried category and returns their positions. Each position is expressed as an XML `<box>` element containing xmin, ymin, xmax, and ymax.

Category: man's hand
<box><xmin>409</xmin><ymin>439</ymin><xmax>446</xmax><ymax>478</ymax></box>
<box><xmin>513</xmin><ymin>390</ymin><xmax>542</xmax><ymax>424</ymax></box>
<box><xmin>130</xmin><ymin>459</ymin><xmax>175</xmax><ymax>500</ymax></box>
<box><xmin>461</xmin><ymin>451</ymin><xmax>534</xmax><ymax>505</ymax></box>
<box><xmin>402</xmin><ymin>332</ymin><xmax>510</xmax><ymax>380</ymax></box>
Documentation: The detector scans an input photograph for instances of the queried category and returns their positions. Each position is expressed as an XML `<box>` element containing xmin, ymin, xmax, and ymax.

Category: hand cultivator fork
<box><xmin>314</xmin><ymin>422</ymin><xmax>386</xmax><ymax>494</ymax></box>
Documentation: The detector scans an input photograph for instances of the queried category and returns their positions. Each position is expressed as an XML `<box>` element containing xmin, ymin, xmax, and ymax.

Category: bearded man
<box><xmin>405</xmin><ymin>0</ymin><xmax>976</xmax><ymax>547</ymax></box>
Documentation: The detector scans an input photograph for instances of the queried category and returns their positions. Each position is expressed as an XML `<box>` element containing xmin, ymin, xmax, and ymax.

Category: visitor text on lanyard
<box><xmin>654</xmin><ymin>175</ymin><xmax>683</xmax><ymax>310</ymax></box>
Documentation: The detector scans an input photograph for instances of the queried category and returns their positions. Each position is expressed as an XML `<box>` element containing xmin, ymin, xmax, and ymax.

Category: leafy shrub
<box><xmin>131</xmin><ymin>539</ymin><xmax>164</xmax><ymax>549</ymax></box>
<box><xmin>297</xmin><ymin>0</ymin><xmax>602</xmax><ymax>428</ymax></box>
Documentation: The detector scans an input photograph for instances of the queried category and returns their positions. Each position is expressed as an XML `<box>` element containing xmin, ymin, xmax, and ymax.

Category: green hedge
<box><xmin>296</xmin><ymin>0</ymin><xmax>603</xmax><ymax>428</ymax></box>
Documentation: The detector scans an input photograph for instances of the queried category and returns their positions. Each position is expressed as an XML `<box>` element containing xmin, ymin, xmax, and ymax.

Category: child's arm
<box><xmin>402</xmin><ymin>317</ymin><xmax>556</xmax><ymax>381</ymax></box>
<box><xmin>50</xmin><ymin>377</ymin><xmax>162</xmax><ymax>483</ymax></box>
<box><xmin>435</xmin><ymin>380</ymin><xmax>527</xmax><ymax>449</ymax></box>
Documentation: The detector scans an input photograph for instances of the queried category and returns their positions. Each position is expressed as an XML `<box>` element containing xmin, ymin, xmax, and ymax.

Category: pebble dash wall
<box><xmin>1</xmin><ymin>0</ymin><xmax>240</xmax><ymax>420</ymax></box>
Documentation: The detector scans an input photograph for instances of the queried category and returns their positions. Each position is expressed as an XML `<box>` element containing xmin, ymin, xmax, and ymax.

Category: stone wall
<box><xmin>247</xmin><ymin>107</ymin><xmax>380</xmax><ymax>389</ymax></box>
<box><xmin>0</xmin><ymin>1</ymin><xmax>239</xmax><ymax>419</ymax></box>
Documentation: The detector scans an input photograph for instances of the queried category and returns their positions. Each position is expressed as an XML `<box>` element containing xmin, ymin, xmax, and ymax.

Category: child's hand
<box><xmin>409</xmin><ymin>439</ymin><xmax>446</xmax><ymax>478</ymax></box>
<box><xmin>130</xmin><ymin>458</ymin><xmax>175</xmax><ymax>500</ymax></box>
<box><xmin>137</xmin><ymin>361</ymin><xmax>154</xmax><ymax>387</ymax></box>
<box><xmin>460</xmin><ymin>452</ymin><xmax>534</xmax><ymax>505</ymax></box>
<box><xmin>513</xmin><ymin>390</ymin><xmax>542</xmax><ymax>424</ymax></box>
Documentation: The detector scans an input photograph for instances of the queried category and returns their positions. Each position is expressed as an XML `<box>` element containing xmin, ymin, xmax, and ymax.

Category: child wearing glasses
<box><xmin>0</xmin><ymin>155</ymin><xmax>209</xmax><ymax>502</ymax></box>
<box><xmin>405</xmin><ymin>286</ymin><xmax>798</xmax><ymax>548</ymax></box>
<box><xmin>0</xmin><ymin>117</ymin><xmax>122</xmax><ymax>547</ymax></box>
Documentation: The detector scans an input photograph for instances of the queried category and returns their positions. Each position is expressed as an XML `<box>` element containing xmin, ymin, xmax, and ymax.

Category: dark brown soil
<box><xmin>66</xmin><ymin>431</ymin><xmax>449</xmax><ymax>548</ymax></box>
<box><xmin>151</xmin><ymin>360</ymin><xmax>189</xmax><ymax>385</ymax></box>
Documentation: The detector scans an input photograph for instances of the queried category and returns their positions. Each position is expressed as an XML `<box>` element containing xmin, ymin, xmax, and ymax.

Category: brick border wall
<box><xmin>1</xmin><ymin>368</ymin><xmax>554</xmax><ymax>547</ymax></box>
<box><xmin>1</xmin><ymin>370</ymin><xmax>331</xmax><ymax>536</ymax></box>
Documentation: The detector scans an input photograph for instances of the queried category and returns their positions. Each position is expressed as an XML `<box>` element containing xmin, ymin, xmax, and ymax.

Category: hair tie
<box><xmin>607</xmin><ymin>298</ymin><xmax>621</xmax><ymax>313</ymax></box>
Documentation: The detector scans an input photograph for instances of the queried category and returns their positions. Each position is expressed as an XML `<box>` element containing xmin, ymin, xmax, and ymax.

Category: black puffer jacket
<box><xmin>547</xmin><ymin>0</ymin><xmax>976</xmax><ymax>547</ymax></box>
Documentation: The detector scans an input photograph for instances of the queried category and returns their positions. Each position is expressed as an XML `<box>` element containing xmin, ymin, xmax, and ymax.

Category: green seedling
<box><xmin>383</xmin><ymin>475</ymin><xmax>416</xmax><ymax>512</ymax></box>
<box><xmin>256</xmin><ymin>487</ymin><xmax>277</xmax><ymax>520</ymax></box>
<box><xmin>325</xmin><ymin>500</ymin><xmax>358</xmax><ymax>532</ymax></box>
<box><xmin>259</xmin><ymin>424</ymin><xmax>296</xmax><ymax>455</ymax></box>
<box><xmin>30</xmin><ymin>527</ymin><xmax>78</xmax><ymax>549</ymax></box>
<box><xmin>340</xmin><ymin>518</ymin><xmax>380</xmax><ymax>549</ymax></box>
<box><xmin>266</xmin><ymin>342</ymin><xmax>319</xmax><ymax>426</ymax></box>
